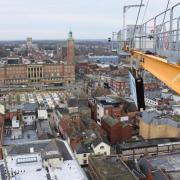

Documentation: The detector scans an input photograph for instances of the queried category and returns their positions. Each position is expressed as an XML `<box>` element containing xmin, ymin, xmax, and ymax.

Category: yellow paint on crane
<box><xmin>132</xmin><ymin>50</ymin><xmax>180</xmax><ymax>94</ymax></box>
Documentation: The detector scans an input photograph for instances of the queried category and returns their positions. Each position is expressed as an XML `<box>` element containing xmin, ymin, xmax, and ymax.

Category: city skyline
<box><xmin>0</xmin><ymin>0</ymin><xmax>179</xmax><ymax>40</ymax></box>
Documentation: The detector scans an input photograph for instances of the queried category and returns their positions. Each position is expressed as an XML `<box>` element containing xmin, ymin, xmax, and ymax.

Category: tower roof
<box><xmin>68</xmin><ymin>30</ymin><xmax>73</xmax><ymax>40</ymax></box>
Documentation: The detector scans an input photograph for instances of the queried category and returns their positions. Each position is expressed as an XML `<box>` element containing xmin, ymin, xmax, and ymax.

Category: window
<box><xmin>83</xmin><ymin>154</ymin><xmax>87</xmax><ymax>157</ymax></box>
<box><xmin>100</xmin><ymin>146</ymin><xmax>104</xmax><ymax>149</ymax></box>
<box><xmin>83</xmin><ymin>160</ymin><xmax>87</xmax><ymax>164</ymax></box>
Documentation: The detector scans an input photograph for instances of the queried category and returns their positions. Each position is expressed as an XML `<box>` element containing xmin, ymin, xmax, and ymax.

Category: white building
<box><xmin>11</xmin><ymin>116</ymin><xmax>22</xmax><ymax>140</ymax></box>
<box><xmin>4</xmin><ymin>139</ymin><xmax>88</xmax><ymax>180</ymax></box>
<box><xmin>95</xmin><ymin>97</ymin><xmax>121</xmax><ymax>125</ymax></box>
<box><xmin>22</xmin><ymin>103</ymin><xmax>38</xmax><ymax>126</ymax></box>
<box><xmin>145</xmin><ymin>96</ymin><xmax>159</xmax><ymax>106</ymax></box>
<box><xmin>74</xmin><ymin>138</ymin><xmax>110</xmax><ymax>166</ymax></box>
<box><xmin>38</xmin><ymin>109</ymin><xmax>48</xmax><ymax>120</ymax></box>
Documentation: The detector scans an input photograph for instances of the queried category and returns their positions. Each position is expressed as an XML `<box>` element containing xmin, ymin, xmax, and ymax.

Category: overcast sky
<box><xmin>0</xmin><ymin>0</ymin><xmax>179</xmax><ymax>40</ymax></box>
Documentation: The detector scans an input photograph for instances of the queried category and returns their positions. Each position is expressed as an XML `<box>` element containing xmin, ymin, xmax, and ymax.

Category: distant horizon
<box><xmin>0</xmin><ymin>38</ymin><xmax>109</xmax><ymax>42</ymax></box>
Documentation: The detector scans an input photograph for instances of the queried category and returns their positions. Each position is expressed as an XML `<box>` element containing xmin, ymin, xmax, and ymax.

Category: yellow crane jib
<box><xmin>131</xmin><ymin>50</ymin><xmax>180</xmax><ymax>94</ymax></box>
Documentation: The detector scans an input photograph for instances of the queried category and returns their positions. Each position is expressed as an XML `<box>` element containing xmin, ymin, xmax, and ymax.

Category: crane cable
<box><xmin>141</xmin><ymin>0</ymin><xmax>150</xmax><ymax>25</ymax></box>
<box><xmin>159</xmin><ymin>0</ymin><xmax>170</xmax><ymax>32</ymax></box>
<box><xmin>132</xmin><ymin>0</ymin><xmax>143</xmax><ymax>47</ymax></box>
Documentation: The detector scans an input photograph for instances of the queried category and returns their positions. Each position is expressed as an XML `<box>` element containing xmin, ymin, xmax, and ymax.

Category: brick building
<box><xmin>111</xmin><ymin>77</ymin><xmax>129</xmax><ymax>92</ymax></box>
<box><xmin>88</xmin><ymin>96</ymin><xmax>137</xmax><ymax>126</ymax></box>
<box><xmin>0</xmin><ymin>31</ymin><xmax>75</xmax><ymax>85</ymax></box>
<box><xmin>88</xmin><ymin>97</ymin><xmax>123</xmax><ymax>124</ymax></box>
<box><xmin>101</xmin><ymin>115</ymin><xmax>132</xmax><ymax>144</ymax></box>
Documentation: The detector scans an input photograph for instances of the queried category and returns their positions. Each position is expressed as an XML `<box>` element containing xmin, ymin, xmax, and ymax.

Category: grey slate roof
<box><xmin>154</xmin><ymin>170</ymin><xmax>168</xmax><ymax>180</ymax></box>
<box><xmin>56</xmin><ymin>107</ymin><xmax>69</xmax><ymax>115</ymax></box>
<box><xmin>142</xmin><ymin>111</ymin><xmax>180</xmax><ymax>128</ymax></box>
<box><xmin>92</xmin><ymin>137</ymin><xmax>109</xmax><ymax>147</ymax></box>
<box><xmin>36</xmin><ymin>119</ymin><xmax>53</xmax><ymax>138</ymax></box>
<box><xmin>6</xmin><ymin>139</ymin><xmax>72</xmax><ymax>161</ymax></box>
<box><xmin>23</xmin><ymin>103</ymin><xmax>38</xmax><ymax>112</ymax></box>
<box><xmin>68</xmin><ymin>98</ymin><xmax>88</xmax><ymax>108</ymax></box>
<box><xmin>75</xmin><ymin>143</ymin><xmax>93</xmax><ymax>154</ymax></box>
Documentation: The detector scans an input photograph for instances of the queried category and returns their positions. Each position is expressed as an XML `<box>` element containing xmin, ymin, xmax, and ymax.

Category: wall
<box><xmin>75</xmin><ymin>153</ymin><xmax>91</xmax><ymax>166</ymax></box>
<box><xmin>101</xmin><ymin>121</ymin><xmax>132</xmax><ymax>144</ymax></box>
<box><xmin>96</xmin><ymin>104</ymin><xmax>104</xmax><ymax>125</ymax></box>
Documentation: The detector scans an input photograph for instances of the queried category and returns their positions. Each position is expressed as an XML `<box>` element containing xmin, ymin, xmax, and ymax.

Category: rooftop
<box><xmin>139</xmin><ymin>153</ymin><xmax>180</xmax><ymax>180</ymax></box>
<box><xmin>3</xmin><ymin>129</ymin><xmax>38</xmax><ymax>146</ymax></box>
<box><xmin>111</xmin><ymin>76</ymin><xmax>128</xmax><ymax>82</ymax></box>
<box><xmin>148</xmin><ymin>153</ymin><xmax>180</xmax><ymax>172</ymax></box>
<box><xmin>118</xmin><ymin>138</ymin><xmax>180</xmax><ymax>150</ymax></box>
<box><xmin>36</xmin><ymin>119</ymin><xmax>53</xmax><ymax>138</ymax></box>
<box><xmin>142</xmin><ymin>110</ymin><xmax>180</xmax><ymax>127</ymax></box>
<box><xmin>67</xmin><ymin>98</ymin><xmax>88</xmax><ymax>108</ymax></box>
<box><xmin>95</xmin><ymin>96</ymin><xmax>121</xmax><ymax>106</ymax></box>
<box><xmin>89</xmin><ymin>155</ymin><xmax>137</xmax><ymax>180</ymax></box>
<box><xmin>23</xmin><ymin>103</ymin><xmax>38</xmax><ymax>112</ymax></box>
<box><xmin>5</xmin><ymin>139</ymin><xmax>87</xmax><ymax>180</ymax></box>
<box><xmin>102</xmin><ymin>115</ymin><xmax>118</xmax><ymax>127</ymax></box>
<box><xmin>6</xmin><ymin>139</ymin><xmax>72</xmax><ymax>161</ymax></box>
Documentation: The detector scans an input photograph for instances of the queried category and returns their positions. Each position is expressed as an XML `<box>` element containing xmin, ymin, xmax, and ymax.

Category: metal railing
<box><xmin>122</xmin><ymin>2</ymin><xmax>180</xmax><ymax>63</ymax></box>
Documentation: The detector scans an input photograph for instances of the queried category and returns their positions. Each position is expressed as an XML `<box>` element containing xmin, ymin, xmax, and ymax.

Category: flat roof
<box><xmin>111</xmin><ymin>76</ymin><xmax>129</xmax><ymax>82</ymax></box>
<box><xmin>3</xmin><ymin>129</ymin><xmax>38</xmax><ymax>146</ymax></box>
<box><xmin>89</xmin><ymin>155</ymin><xmax>137</xmax><ymax>180</ymax></box>
<box><xmin>102</xmin><ymin>115</ymin><xmax>118</xmax><ymax>127</ymax></box>
<box><xmin>118</xmin><ymin>138</ymin><xmax>180</xmax><ymax>150</ymax></box>
<box><xmin>147</xmin><ymin>153</ymin><xmax>180</xmax><ymax>180</ymax></box>
<box><xmin>148</xmin><ymin>153</ymin><xmax>180</xmax><ymax>172</ymax></box>
<box><xmin>6</xmin><ymin>155</ymin><xmax>87</xmax><ymax>180</ymax></box>
<box><xmin>95</xmin><ymin>96</ymin><xmax>121</xmax><ymax>106</ymax></box>
<box><xmin>5</xmin><ymin>139</ymin><xmax>88</xmax><ymax>179</ymax></box>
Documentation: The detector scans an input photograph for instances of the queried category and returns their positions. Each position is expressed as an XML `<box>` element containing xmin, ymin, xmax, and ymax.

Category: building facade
<box><xmin>0</xmin><ymin>32</ymin><xmax>75</xmax><ymax>85</ymax></box>
<box><xmin>0</xmin><ymin>63</ymin><xmax>75</xmax><ymax>85</ymax></box>
<box><xmin>101</xmin><ymin>115</ymin><xmax>132</xmax><ymax>144</ymax></box>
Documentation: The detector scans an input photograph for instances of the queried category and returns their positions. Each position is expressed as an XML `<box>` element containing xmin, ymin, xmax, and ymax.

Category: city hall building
<box><xmin>0</xmin><ymin>31</ymin><xmax>75</xmax><ymax>85</ymax></box>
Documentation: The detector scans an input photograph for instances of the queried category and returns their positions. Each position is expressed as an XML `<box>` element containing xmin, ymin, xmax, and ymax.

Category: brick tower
<box><xmin>67</xmin><ymin>30</ymin><xmax>75</xmax><ymax>64</ymax></box>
